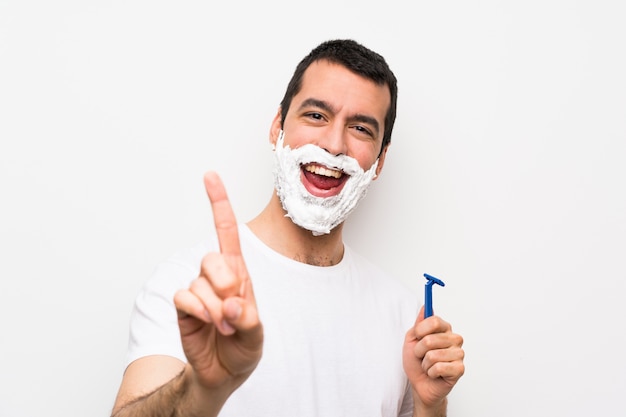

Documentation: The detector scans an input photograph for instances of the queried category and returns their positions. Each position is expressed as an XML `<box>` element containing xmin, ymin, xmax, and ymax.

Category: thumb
<box><xmin>224</xmin><ymin>277</ymin><xmax>260</xmax><ymax>332</ymax></box>
<box><xmin>416</xmin><ymin>305</ymin><xmax>425</xmax><ymax>324</ymax></box>
<box><xmin>223</xmin><ymin>296</ymin><xmax>263</xmax><ymax>342</ymax></box>
<box><xmin>405</xmin><ymin>305</ymin><xmax>425</xmax><ymax>343</ymax></box>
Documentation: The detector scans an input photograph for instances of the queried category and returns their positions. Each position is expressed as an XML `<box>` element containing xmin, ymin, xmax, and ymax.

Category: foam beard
<box><xmin>273</xmin><ymin>130</ymin><xmax>378</xmax><ymax>236</ymax></box>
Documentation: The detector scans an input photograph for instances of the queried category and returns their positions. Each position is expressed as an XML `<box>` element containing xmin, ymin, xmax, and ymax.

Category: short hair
<box><xmin>279</xmin><ymin>39</ymin><xmax>398</xmax><ymax>155</ymax></box>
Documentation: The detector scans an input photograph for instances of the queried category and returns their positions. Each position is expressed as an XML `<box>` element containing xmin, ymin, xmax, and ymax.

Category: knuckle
<box><xmin>423</xmin><ymin>349</ymin><xmax>438</xmax><ymax>365</ymax></box>
<box><xmin>198</xmin><ymin>255</ymin><xmax>238</xmax><ymax>295</ymax></box>
<box><xmin>432</xmin><ymin>315</ymin><xmax>448</xmax><ymax>328</ymax></box>
<box><xmin>457</xmin><ymin>347</ymin><xmax>466</xmax><ymax>361</ymax></box>
<box><xmin>212</xmin><ymin>275</ymin><xmax>237</xmax><ymax>294</ymax></box>
<box><xmin>457</xmin><ymin>362</ymin><xmax>466</xmax><ymax>377</ymax></box>
<box><xmin>213</xmin><ymin>217</ymin><xmax>237</xmax><ymax>231</ymax></box>
<box><xmin>427</xmin><ymin>361</ymin><xmax>443</xmax><ymax>378</ymax></box>
<box><xmin>421</xmin><ymin>335</ymin><xmax>436</xmax><ymax>350</ymax></box>
<box><xmin>189</xmin><ymin>277</ymin><xmax>206</xmax><ymax>293</ymax></box>
<box><xmin>173</xmin><ymin>288</ymin><xmax>186</xmax><ymax>303</ymax></box>
<box><xmin>200</xmin><ymin>252</ymin><xmax>220</xmax><ymax>273</ymax></box>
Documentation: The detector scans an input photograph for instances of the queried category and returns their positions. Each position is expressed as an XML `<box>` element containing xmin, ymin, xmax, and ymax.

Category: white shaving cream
<box><xmin>273</xmin><ymin>130</ymin><xmax>378</xmax><ymax>236</ymax></box>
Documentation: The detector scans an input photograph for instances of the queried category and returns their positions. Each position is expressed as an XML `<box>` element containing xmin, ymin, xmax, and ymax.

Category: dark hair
<box><xmin>279</xmin><ymin>39</ymin><xmax>398</xmax><ymax>155</ymax></box>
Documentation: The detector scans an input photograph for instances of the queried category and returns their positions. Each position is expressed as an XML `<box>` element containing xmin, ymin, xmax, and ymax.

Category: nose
<box><xmin>321</xmin><ymin>126</ymin><xmax>348</xmax><ymax>156</ymax></box>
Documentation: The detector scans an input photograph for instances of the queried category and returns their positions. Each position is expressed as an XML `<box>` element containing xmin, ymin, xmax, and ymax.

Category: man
<box><xmin>112</xmin><ymin>39</ymin><xmax>465</xmax><ymax>417</ymax></box>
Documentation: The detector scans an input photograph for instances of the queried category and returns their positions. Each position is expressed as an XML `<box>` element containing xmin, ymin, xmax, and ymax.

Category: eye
<box><xmin>352</xmin><ymin>125</ymin><xmax>374</xmax><ymax>138</ymax></box>
<box><xmin>305</xmin><ymin>112</ymin><xmax>325</xmax><ymax>121</ymax></box>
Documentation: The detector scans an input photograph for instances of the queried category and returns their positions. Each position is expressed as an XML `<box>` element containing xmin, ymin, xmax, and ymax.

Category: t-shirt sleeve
<box><xmin>398</xmin><ymin>382</ymin><xmax>415</xmax><ymax>417</ymax></box>
<box><xmin>124</xmin><ymin>244</ymin><xmax>207</xmax><ymax>368</ymax></box>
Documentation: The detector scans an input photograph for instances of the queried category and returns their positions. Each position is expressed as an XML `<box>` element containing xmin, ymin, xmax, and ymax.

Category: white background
<box><xmin>1</xmin><ymin>1</ymin><xmax>625</xmax><ymax>416</ymax></box>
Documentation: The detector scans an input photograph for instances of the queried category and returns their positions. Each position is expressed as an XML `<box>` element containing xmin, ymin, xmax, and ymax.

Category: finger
<box><xmin>239</xmin><ymin>272</ymin><xmax>257</xmax><ymax>303</ymax></box>
<box><xmin>222</xmin><ymin>284</ymin><xmax>261</xmax><ymax>330</ymax></box>
<box><xmin>413</xmin><ymin>332</ymin><xmax>464</xmax><ymax>360</ymax></box>
<box><xmin>425</xmin><ymin>356</ymin><xmax>466</xmax><ymax>381</ymax></box>
<box><xmin>421</xmin><ymin>346</ymin><xmax>465</xmax><ymax>374</ymax></box>
<box><xmin>174</xmin><ymin>288</ymin><xmax>211</xmax><ymax>323</ymax></box>
<box><xmin>415</xmin><ymin>315</ymin><xmax>452</xmax><ymax>341</ymax></box>
<box><xmin>204</xmin><ymin>254</ymin><xmax>260</xmax><ymax>334</ymax></box>
<box><xmin>222</xmin><ymin>296</ymin><xmax>264</xmax><ymax>349</ymax></box>
<box><xmin>415</xmin><ymin>305</ymin><xmax>425</xmax><ymax>325</ymax></box>
<box><xmin>189</xmin><ymin>276</ymin><xmax>235</xmax><ymax>335</ymax></box>
<box><xmin>204</xmin><ymin>171</ymin><xmax>243</xmax><ymax>258</ymax></box>
<box><xmin>201</xmin><ymin>252</ymin><xmax>241</xmax><ymax>299</ymax></box>
<box><xmin>223</xmin><ymin>296</ymin><xmax>262</xmax><ymax>334</ymax></box>
<box><xmin>404</xmin><ymin>306</ymin><xmax>428</xmax><ymax>343</ymax></box>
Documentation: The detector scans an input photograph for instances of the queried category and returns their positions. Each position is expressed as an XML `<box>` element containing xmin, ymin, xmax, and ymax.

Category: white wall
<box><xmin>1</xmin><ymin>1</ymin><xmax>624</xmax><ymax>416</ymax></box>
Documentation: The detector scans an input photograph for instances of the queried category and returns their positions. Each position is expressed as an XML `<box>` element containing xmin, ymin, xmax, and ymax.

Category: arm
<box><xmin>112</xmin><ymin>356</ymin><xmax>184</xmax><ymax>416</ymax></box>
<box><xmin>112</xmin><ymin>358</ymin><xmax>233</xmax><ymax>417</ymax></box>
<box><xmin>111</xmin><ymin>172</ymin><xmax>263</xmax><ymax>417</ymax></box>
<box><xmin>402</xmin><ymin>307</ymin><xmax>465</xmax><ymax>417</ymax></box>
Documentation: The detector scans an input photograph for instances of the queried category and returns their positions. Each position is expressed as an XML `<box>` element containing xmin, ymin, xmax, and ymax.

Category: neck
<box><xmin>247</xmin><ymin>192</ymin><xmax>345</xmax><ymax>266</ymax></box>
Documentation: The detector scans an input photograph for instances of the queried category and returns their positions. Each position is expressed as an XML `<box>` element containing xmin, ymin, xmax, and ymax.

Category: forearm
<box><xmin>413</xmin><ymin>396</ymin><xmax>447</xmax><ymax>417</ymax></box>
<box><xmin>112</xmin><ymin>365</ymin><xmax>230</xmax><ymax>417</ymax></box>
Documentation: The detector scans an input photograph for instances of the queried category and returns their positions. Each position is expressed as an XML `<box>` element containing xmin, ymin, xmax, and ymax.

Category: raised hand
<box><xmin>173</xmin><ymin>171</ymin><xmax>264</xmax><ymax>392</ymax></box>
<box><xmin>402</xmin><ymin>307</ymin><xmax>465</xmax><ymax>412</ymax></box>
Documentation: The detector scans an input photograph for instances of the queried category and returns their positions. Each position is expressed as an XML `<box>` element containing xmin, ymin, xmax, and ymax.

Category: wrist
<box><xmin>413</xmin><ymin>396</ymin><xmax>447</xmax><ymax>417</ymax></box>
<box><xmin>182</xmin><ymin>365</ymin><xmax>234</xmax><ymax>417</ymax></box>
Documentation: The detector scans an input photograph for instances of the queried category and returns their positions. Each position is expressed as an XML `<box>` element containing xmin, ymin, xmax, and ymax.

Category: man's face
<box><xmin>271</xmin><ymin>60</ymin><xmax>391</xmax><ymax>199</ymax></box>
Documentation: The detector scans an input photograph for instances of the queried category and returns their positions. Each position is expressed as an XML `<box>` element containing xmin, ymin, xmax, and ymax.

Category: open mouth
<box><xmin>301</xmin><ymin>163</ymin><xmax>349</xmax><ymax>196</ymax></box>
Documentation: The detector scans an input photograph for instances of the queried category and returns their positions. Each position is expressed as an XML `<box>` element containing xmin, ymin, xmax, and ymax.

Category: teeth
<box><xmin>304</xmin><ymin>164</ymin><xmax>343</xmax><ymax>179</ymax></box>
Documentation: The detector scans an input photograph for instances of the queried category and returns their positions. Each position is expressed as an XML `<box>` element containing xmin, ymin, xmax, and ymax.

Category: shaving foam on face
<box><xmin>273</xmin><ymin>130</ymin><xmax>378</xmax><ymax>236</ymax></box>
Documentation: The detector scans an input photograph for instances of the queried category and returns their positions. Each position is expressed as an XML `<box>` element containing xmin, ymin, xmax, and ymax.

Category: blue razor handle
<box><xmin>424</xmin><ymin>273</ymin><xmax>445</xmax><ymax>318</ymax></box>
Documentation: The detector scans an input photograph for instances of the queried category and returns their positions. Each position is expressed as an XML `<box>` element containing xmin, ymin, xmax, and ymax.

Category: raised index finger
<box><xmin>204</xmin><ymin>171</ymin><xmax>242</xmax><ymax>257</ymax></box>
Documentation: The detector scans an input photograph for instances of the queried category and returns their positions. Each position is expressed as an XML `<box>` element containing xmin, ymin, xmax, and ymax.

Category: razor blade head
<box><xmin>424</xmin><ymin>273</ymin><xmax>445</xmax><ymax>287</ymax></box>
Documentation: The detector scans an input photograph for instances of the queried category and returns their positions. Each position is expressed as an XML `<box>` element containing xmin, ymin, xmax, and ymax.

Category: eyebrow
<box><xmin>298</xmin><ymin>98</ymin><xmax>381</xmax><ymax>137</ymax></box>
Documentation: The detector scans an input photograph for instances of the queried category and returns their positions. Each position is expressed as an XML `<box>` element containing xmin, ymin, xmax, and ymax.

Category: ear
<box><xmin>374</xmin><ymin>144</ymin><xmax>390</xmax><ymax>179</ymax></box>
<box><xmin>269</xmin><ymin>107</ymin><xmax>283</xmax><ymax>147</ymax></box>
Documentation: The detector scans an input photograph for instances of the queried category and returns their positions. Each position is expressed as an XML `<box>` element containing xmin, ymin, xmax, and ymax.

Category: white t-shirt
<box><xmin>127</xmin><ymin>225</ymin><xmax>419</xmax><ymax>417</ymax></box>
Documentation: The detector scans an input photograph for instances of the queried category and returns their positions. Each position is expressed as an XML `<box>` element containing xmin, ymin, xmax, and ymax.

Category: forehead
<box><xmin>294</xmin><ymin>60</ymin><xmax>390</xmax><ymax>122</ymax></box>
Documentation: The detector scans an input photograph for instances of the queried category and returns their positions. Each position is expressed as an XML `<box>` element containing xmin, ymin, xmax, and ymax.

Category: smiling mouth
<box><xmin>303</xmin><ymin>163</ymin><xmax>343</xmax><ymax>179</ymax></box>
<box><xmin>301</xmin><ymin>163</ymin><xmax>348</xmax><ymax>193</ymax></box>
